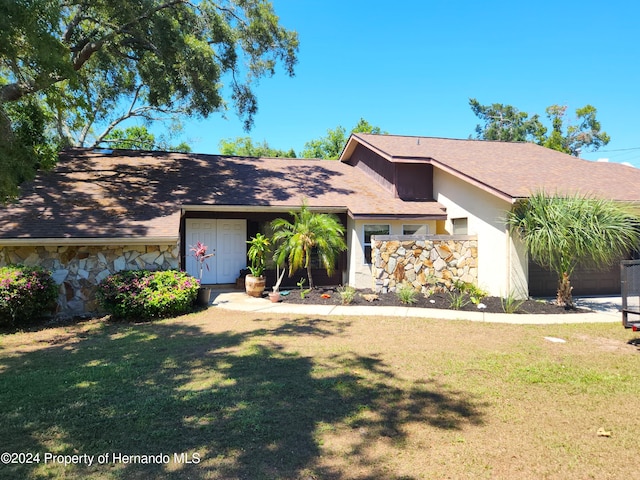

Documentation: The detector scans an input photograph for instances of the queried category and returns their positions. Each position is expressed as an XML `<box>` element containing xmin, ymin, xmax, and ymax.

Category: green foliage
<box><xmin>469</xmin><ymin>98</ymin><xmax>546</xmax><ymax>143</ymax></box>
<box><xmin>447</xmin><ymin>289</ymin><xmax>470</xmax><ymax>310</ymax></box>
<box><xmin>501</xmin><ymin>292</ymin><xmax>526</xmax><ymax>314</ymax></box>
<box><xmin>542</xmin><ymin>104</ymin><xmax>610</xmax><ymax>156</ymax></box>
<box><xmin>337</xmin><ymin>285</ymin><xmax>357</xmax><ymax>305</ymax></box>
<box><xmin>296</xmin><ymin>278</ymin><xmax>311</xmax><ymax>299</ymax></box>
<box><xmin>0</xmin><ymin>0</ymin><xmax>298</xmax><ymax>198</ymax></box>
<box><xmin>219</xmin><ymin>137</ymin><xmax>296</xmax><ymax>158</ymax></box>
<box><xmin>301</xmin><ymin>118</ymin><xmax>386</xmax><ymax>159</ymax></box>
<box><xmin>246</xmin><ymin>233</ymin><xmax>271</xmax><ymax>278</ymax></box>
<box><xmin>454</xmin><ymin>281</ymin><xmax>487</xmax><ymax>305</ymax></box>
<box><xmin>96</xmin><ymin>270</ymin><xmax>199</xmax><ymax>320</ymax></box>
<box><xmin>507</xmin><ymin>191</ymin><xmax>640</xmax><ymax>306</ymax></box>
<box><xmin>0</xmin><ymin>265</ymin><xmax>58</xmax><ymax>325</ymax></box>
<box><xmin>101</xmin><ymin>125</ymin><xmax>191</xmax><ymax>152</ymax></box>
<box><xmin>469</xmin><ymin>98</ymin><xmax>610</xmax><ymax>155</ymax></box>
<box><xmin>102</xmin><ymin>126</ymin><xmax>157</xmax><ymax>150</ymax></box>
<box><xmin>218</xmin><ymin>117</ymin><xmax>385</xmax><ymax>160</ymax></box>
<box><xmin>271</xmin><ymin>200</ymin><xmax>347</xmax><ymax>288</ymax></box>
<box><xmin>396</xmin><ymin>283</ymin><xmax>418</xmax><ymax>305</ymax></box>
<box><xmin>0</xmin><ymin>97</ymin><xmax>59</xmax><ymax>201</ymax></box>
<box><xmin>445</xmin><ymin>281</ymin><xmax>487</xmax><ymax>310</ymax></box>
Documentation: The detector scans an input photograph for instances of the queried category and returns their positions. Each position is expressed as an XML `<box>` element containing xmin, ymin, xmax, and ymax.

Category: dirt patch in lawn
<box><xmin>280</xmin><ymin>286</ymin><xmax>589</xmax><ymax>314</ymax></box>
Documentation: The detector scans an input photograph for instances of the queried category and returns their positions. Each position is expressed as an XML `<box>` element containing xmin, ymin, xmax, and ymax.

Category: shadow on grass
<box><xmin>0</xmin><ymin>316</ymin><xmax>485</xmax><ymax>479</ymax></box>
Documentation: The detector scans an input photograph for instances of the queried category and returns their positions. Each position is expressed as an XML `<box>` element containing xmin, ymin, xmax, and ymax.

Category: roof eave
<box><xmin>340</xmin><ymin>133</ymin><xmax>395</xmax><ymax>163</ymax></box>
<box><xmin>430</xmin><ymin>159</ymin><xmax>515</xmax><ymax>204</ymax></box>
<box><xmin>181</xmin><ymin>204</ymin><xmax>349</xmax><ymax>214</ymax></box>
<box><xmin>349</xmin><ymin>213</ymin><xmax>448</xmax><ymax>221</ymax></box>
<box><xmin>0</xmin><ymin>236</ymin><xmax>179</xmax><ymax>246</ymax></box>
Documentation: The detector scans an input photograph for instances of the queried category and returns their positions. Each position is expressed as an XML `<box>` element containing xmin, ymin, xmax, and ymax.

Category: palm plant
<box><xmin>246</xmin><ymin>233</ymin><xmax>270</xmax><ymax>278</ymax></box>
<box><xmin>271</xmin><ymin>201</ymin><xmax>347</xmax><ymax>288</ymax></box>
<box><xmin>506</xmin><ymin>191</ymin><xmax>640</xmax><ymax>307</ymax></box>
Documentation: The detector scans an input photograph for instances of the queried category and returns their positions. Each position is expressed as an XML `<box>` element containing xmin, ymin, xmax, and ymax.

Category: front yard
<box><xmin>1</xmin><ymin>308</ymin><xmax>639</xmax><ymax>479</ymax></box>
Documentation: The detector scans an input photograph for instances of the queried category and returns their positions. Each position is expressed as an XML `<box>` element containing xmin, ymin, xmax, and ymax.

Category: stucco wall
<box><xmin>0</xmin><ymin>243</ymin><xmax>179</xmax><ymax>316</ymax></box>
<box><xmin>433</xmin><ymin>169</ymin><xmax>527</xmax><ymax>298</ymax></box>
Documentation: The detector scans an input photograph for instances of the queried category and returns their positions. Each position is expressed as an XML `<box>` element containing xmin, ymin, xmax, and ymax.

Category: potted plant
<box><xmin>270</xmin><ymin>200</ymin><xmax>346</xmax><ymax>289</ymax></box>
<box><xmin>268</xmin><ymin>262</ymin><xmax>287</xmax><ymax>303</ymax></box>
<box><xmin>245</xmin><ymin>233</ymin><xmax>270</xmax><ymax>297</ymax></box>
<box><xmin>190</xmin><ymin>241</ymin><xmax>215</xmax><ymax>305</ymax></box>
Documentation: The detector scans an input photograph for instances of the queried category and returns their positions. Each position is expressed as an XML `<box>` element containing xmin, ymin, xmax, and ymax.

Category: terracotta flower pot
<box><xmin>245</xmin><ymin>274</ymin><xmax>266</xmax><ymax>298</ymax></box>
<box><xmin>268</xmin><ymin>291</ymin><xmax>281</xmax><ymax>303</ymax></box>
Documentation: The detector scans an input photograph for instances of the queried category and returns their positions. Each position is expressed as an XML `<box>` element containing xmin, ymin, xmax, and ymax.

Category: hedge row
<box><xmin>0</xmin><ymin>265</ymin><xmax>58</xmax><ymax>325</ymax></box>
<box><xmin>1</xmin><ymin>267</ymin><xmax>201</xmax><ymax>326</ymax></box>
<box><xmin>96</xmin><ymin>270</ymin><xmax>200</xmax><ymax>320</ymax></box>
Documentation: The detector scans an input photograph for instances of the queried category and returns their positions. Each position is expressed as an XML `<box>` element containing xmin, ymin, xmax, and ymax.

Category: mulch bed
<box><xmin>277</xmin><ymin>286</ymin><xmax>591</xmax><ymax>315</ymax></box>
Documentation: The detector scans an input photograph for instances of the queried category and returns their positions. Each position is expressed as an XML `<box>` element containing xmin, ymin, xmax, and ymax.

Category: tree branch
<box><xmin>1</xmin><ymin>0</ymin><xmax>188</xmax><ymax>104</ymax></box>
<box><xmin>91</xmin><ymin>92</ymin><xmax>187</xmax><ymax>148</ymax></box>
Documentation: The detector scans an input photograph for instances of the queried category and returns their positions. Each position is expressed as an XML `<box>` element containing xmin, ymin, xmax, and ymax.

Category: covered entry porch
<box><xmin>180</xmin><ymin>207</ymin><xmax>348</xmax><ymax>289</ymax></box>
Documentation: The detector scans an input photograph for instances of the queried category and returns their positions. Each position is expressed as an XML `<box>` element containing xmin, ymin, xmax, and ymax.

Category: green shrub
<box><xmin>447</xmin><ymin>281</ymin><xmax>471</xmax><ymax>310</ymax></box>
<box><xmin>337</xmin><ymin>285</ymin><xmax>356</xmax><ymax>305</ymax></box>
<box><xmin>501</xmin><ymin>292</ymin><xmax>526</xmax><ymax>314</ymax></box>
<box><xmin>447</xmin><ymin>289</ymin><xmax>470</xmax><ymax>310</ymax></box>
<box><xmin>0</xmin><ymin>265</ymin><xmax>58</xmax><ymax>325</ymax></box>
<box><xmin>454</xmin><ymin>281</ymin><xmax>488</xmax><ymax>305</ymax></box>
<box><xmin>396</xmin><ymin>283</ymin><xmax>418</xmax><ymax>305</ymax></box>
<box><xmin>96</xmin><ymin>270</ymin><xmax>199</xmax><ymax>320</ymax></box>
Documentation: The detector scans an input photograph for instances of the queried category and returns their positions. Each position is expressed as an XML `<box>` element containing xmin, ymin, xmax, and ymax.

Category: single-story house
<box><xmin>340</xmin><ymin>134</ymin><xmax>640</xmax><ymax>297</ymax></box>
<box><xmin>1</xmin><ymin>134</ymin><xmax>639</xmax><ymax>315</ymax></box>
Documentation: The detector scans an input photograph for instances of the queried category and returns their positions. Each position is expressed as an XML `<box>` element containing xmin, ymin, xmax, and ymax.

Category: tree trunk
<box><xmin>556</xmin><ymin>272</ymin><xmax>574</xmax><ymax>308</ymax></box>
<box><xmin>306</xmin><ymin>263</ymin><xmax>314</xmax><ymax>289</ymax></box>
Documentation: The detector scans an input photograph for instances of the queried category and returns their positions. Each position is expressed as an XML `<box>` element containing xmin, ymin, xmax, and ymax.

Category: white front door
<box><xmin>185</xmin><ymin>219</ymin><xmax>247</xmax><ymax>284</ymax></box>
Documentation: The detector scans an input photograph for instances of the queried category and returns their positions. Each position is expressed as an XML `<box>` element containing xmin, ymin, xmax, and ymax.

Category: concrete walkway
<box><xmin>209</xmin><ymin>290</ymin><xmax>623</xmax><ymax>325</ymax></box>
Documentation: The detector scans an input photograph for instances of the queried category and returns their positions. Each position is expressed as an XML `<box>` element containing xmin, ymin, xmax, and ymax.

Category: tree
<box><xmin>102</xmin><ymin>125</ymin><xmax>191</xmax><ymax>152</ymax></box>
<box><xmin>301</xmin><ymin>118</ymin><xmax>386</xmax><ymax>159</ymax></box>
<box><xmin>0</xmin><ymin>0</ymin><xmax>298</xmax><ymax>200</ymax></box>
<box><xmin>271</xmin><ymin>201</ymin><xmax>347</xmax><ymax>288</ymax></box>
<box><xmin>470</xmin><ymin>99</ymin><xmax>610</xmax><ymax>155</ymax></box>
<box><xmin>351</xmin><ymin>118</ymin><xmax>385</xmax><ymax>135</ymax></box>
<box><xmin>469</xmin><ymin>99</ymin><xmax>546</xmax><ymax>143</ymax></box>
<box><xmin>542</xmin><ymin>105</ymin><xmax>611</xmax><ymax>156</ymax></box>
<box><xmin>0</xmin><ymin>97</ymin><xmax>58</xmax><ymax>202</ymax></box>
<box><xmin>506</xmin><ymin>191</ymin><xmax>640</xmax><ymax>307</ymax></box>
<box><xmin>219</xmin><ymin>137</ymin><xmax>296</xmax><ymax>157</ymax></box>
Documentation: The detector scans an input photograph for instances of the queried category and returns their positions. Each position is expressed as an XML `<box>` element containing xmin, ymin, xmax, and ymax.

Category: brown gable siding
<box><xmin>346</xmin><ymin>143</ymin><xmax>395</xmax><ymax>194</ymax></box>
<box><xmin>346</xmin><ymin>143</ymin><xmax>434</xmax><ymax>201</ymax></box>
<box><xmin>395</xmin><ymin>163</ymin><xmax>433</xmax><ymax>200</ymax></box>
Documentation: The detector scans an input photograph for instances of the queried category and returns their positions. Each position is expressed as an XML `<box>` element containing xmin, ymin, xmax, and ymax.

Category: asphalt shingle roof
<box><xmin>7</xmin><ymin>136</ymin><xmax>636</xmax><ymax>241</ymax></box>
<box><xmin>0</xmin><ymin>148</ymin><xmax>446</xmax><ymax>240</ymax></box>
<box><xmin>346</xmin><ymin>134</ymin><xmax>640</xmax><ymax>202</ymax></box>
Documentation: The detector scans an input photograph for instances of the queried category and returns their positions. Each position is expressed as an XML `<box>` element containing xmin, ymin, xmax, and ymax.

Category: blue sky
<box><xmin>179</xmin><ymin>0</ymin><xmax>640</xmax><ymax>167</ymax></box>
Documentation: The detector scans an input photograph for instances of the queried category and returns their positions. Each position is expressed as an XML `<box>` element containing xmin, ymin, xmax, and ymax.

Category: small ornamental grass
<box><xmin>97</xmin><ymin>270</ymin><xmax>199</xmax><ymax>320</ymax></box>
<box><xmin>337</xmin><ymin>285</ymin><xmax>357</xmax><ymax>305</ymax></box>
<box><xmin>0</xmin><ymin>265</ymin><xmax>58</xmax><ymax>325</ymax></box>
<box><xmin>396</xmin><ymin>282</ymin><xmax>418</xmax><ymax>305</ymax></box>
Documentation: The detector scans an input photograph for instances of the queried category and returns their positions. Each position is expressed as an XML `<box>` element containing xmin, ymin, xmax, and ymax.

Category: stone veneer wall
<box><xmin>371</xmin><ymin>235</ymin><xmax>478</xmax><ymax>294</ymax></box>
<box><xmin>0</xmin><ymin>243</ymin><xmax>179</xmax><ymax>316</ymax></box>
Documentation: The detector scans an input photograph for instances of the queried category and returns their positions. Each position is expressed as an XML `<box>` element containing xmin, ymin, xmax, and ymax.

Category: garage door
<box><xmin>185</xmin><ymin>219</ymin><xmax>247</xmax><ymax>284</ymax></box>
<box><xmin>528</xmin><ymin>259</ymin><xmax>621</xmax><ymax>297</ymax></box>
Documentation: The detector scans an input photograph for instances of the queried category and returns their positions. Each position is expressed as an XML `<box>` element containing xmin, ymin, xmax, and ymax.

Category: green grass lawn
<box><xmin>1</xmin><ymin>309</ymin><xmax>639</xmax><ymax>479</ymax></box>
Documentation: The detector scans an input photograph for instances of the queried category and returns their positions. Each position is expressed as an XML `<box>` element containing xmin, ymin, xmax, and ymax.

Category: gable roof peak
<box><xmin>341</xmin><ymin>132</ymin><xmax>640</xmax><ymax>202</ymax></box>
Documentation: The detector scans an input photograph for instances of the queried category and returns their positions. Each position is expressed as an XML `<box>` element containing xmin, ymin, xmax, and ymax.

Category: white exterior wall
<box><xmin>433</xmin><ymin>169</ymin><xmax>528</xmax><ymax>298</ymax></box>
<box><xmin>346</xmin><ymin>217</ymin><xmax>437</xmax><ymax>290</ymax></box>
